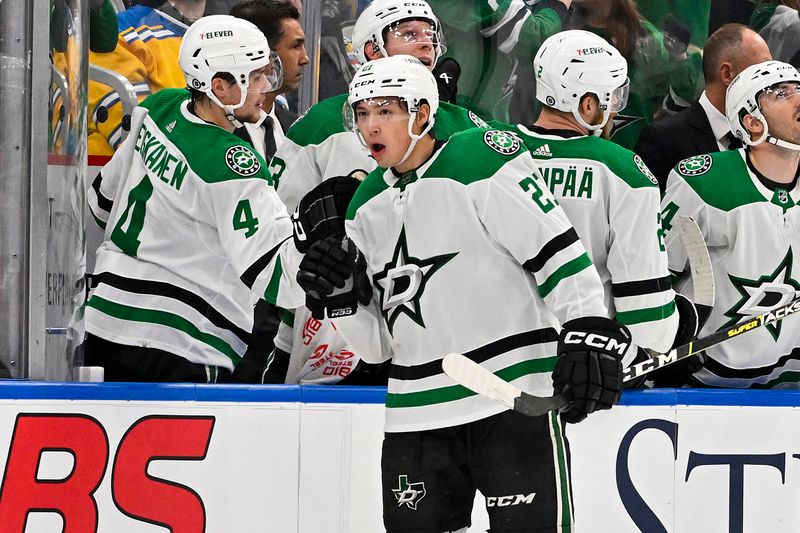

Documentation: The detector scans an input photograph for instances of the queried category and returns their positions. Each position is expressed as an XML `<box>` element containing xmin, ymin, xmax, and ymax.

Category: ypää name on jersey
<box><xmin>538</xmin><ymin>165</ymin><xmax>594</xmax><ymax>199</ymax></box>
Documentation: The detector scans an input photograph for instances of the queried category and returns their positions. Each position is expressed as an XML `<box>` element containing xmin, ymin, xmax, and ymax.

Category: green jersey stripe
<box><xmin>264</xmin><ymin>255</ymin><xmax>283</xmax><ymax>304</ymax></box>
<box><xmin>616</xmin><ymin>301</ymin><xmax>676</xmax><ymax>325</ymax></box>
<box><xmin>87</xmin><ymin>295</ymin><xmax>242</xmax><ymax>364</ymax></box>
<box><xmin>90</xmin><ymin>210</ymin><xmax>107</xmax><ymax>230</ymax></box>
<box><xmin>538</xmin><ymin>253</ymin><xmax>593</xmax><ymax>299</ymax></box>
<box><xmin>281</xmin><ymin>309</ymin><xmax>295</xmax><ymax>327</ymax></box>
<box><xmin>385</xmin><ymin>357</ymin><xmax>557</xmax><ymax>408</ymax></box>
<box><xmin>551</xmin><ymin>411</ymin><xmax>572</xmax><ymax>530</ymax></box>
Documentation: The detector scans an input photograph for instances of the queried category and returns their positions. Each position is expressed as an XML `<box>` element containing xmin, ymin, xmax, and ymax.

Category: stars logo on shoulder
<box><xmin>483</xmin><ymin>130</ymin><xmax>521</xmax><ymax>155</ymax></box>
<box><xmin>723</xmin><ymin>248</ymin><xmax>800</xmax><ymax>341</ymax></box>
<box><xmin>225</xmin><ymin>145</ymin><xmax>261</xmax><ymax>177</ymax></box>
<box><xmin>678</xmin><ymin>155</ymin><xmax>713</xmax><ymax>177</ymax></box>
<box><xmin>373</xmin><ymin>227</ymin><xmax>457</xmax><ymax>334</ymax></box>
<box><xmin>634</xmin><ymin>154</ymin><xmax>658</xmax><ymax>185</ymax></box>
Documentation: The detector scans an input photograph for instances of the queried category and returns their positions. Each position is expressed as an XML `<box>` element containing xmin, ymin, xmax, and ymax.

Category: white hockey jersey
<box><xmin>341</xmin><ymin>129</ymin><xmax>609</xmax><ymax>432</ymax></box>
<box><xmin>516</xmin><ymin>125</ymin><xmax>679</xmax><ymax>354</ymax></box>
<box><xmin>86</xmin><ymin>89</ymin><xmax>304</xmax><ymax>371</ymax></box>
<box><xmin>663</xmin><ymin>150</ymin><xmax>800</xmax><ymax>388</ymax></box>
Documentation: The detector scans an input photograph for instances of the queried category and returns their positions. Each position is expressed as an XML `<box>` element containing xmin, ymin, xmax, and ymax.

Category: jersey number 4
<box><xmin>111</xmin><ymin>174</ymin><xmax>153</xmax><ymax>256</ymax></box>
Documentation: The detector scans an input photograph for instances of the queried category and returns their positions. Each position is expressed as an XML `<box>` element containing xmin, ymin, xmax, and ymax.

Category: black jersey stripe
<box><xmin>93</xmin><ymin>272</ymin><xmax>250</xmax><ymax>344</ymax></box>
<box><xmin>91</xmin><ymin>172</ymin><xmax>114</xmax><ymax>213</ymax></box>
<box><xmin>240</xmin><ymin>238</ymin><xmax>287</xmax><ymax>289</ymax></box>
<box><xmin>523</xmin><ymin>228</ymin><xmax>580</xmax><ymax>274</ymax></box>
<box><xmin>612</xmin><ymin>275</ymin><xmax>672</xmax><ymax>298</ymax></box>
<box><xmin>389</xmin><ymin>327</ymin><xmax>559</xmax><ymax>381</ymax></box>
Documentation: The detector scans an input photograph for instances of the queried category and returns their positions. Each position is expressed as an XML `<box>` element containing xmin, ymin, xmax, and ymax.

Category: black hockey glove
<box><xmin>292</xmin><ymin>175</ymin><xmax>362</xmax><ymax>253</ymax></box>
<box><xmin>297</xmin><ymin>236</ymin><xmax>372</xmax><ymax>319</ymax></box>
<box><xmin>649</xmin><ymin>293</ymin><xmax>705</xmax><ymax>387</ymax></box>
<box><xmin>553</xmin><ymin>317</ymin><xmax>631</xmax><ymax>424</ymax></box>
<box><xmin>432</xmin><ymin>57</ymin><xmax>461</xmax><ymax>104</ymax></box>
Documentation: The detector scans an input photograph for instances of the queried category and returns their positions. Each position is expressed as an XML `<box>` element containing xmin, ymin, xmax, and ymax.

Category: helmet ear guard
<box><xmin>726</xmin><ymin>60</ymin><xmax>800</xmax><ymax>150</ymax></box>
<box><xmin>533</xmin><ymin>30</ymin><xmax>629</xmax><ymax>134</ymax></box>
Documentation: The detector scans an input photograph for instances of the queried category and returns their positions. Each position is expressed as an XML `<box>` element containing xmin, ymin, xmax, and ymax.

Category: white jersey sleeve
<box><xmin>473</xmin><ymin>155</ymin><xmax>608</xmax><ymax>323</ymax></box>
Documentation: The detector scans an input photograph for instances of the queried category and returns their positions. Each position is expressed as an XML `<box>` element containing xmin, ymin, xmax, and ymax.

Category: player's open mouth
<box><xmin>417</xmin><ymin>57</ymin><xmax>432</xmax><ymax>67</ymax></box>
<box><xmin>369</xmin><ymin>143</ymin><xmax>386</xmax><ymax>158</ymax></box>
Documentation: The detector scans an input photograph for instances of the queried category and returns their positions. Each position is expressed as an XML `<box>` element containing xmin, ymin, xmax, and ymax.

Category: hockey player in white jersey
<box><xmin>663</xmin><ymin>60</ymin><xmax>800</xmax><ymax>388</ymax></box>
<box><xmin>272</xmin><ymin>0</ymin><xmax>489</xmax><ymax>213</ymax></box>
<box><xmin>515</xmin><ymin>30</ymin><xmax>700</xmax><ymax>386</ymax></box>
<box><xmin>264</xmin><ymin>0</ymin><xmax>489</xmax><ymax>385</ymax></box>
<box><xmin>85</xmin><ymin>15</ymin><xmax>304</xmax><ymax>382</ymax></box>
<box><xmin>296</xmin><ymin>55</ymin><xmax>632</xmax><ymax>532</ymax></box>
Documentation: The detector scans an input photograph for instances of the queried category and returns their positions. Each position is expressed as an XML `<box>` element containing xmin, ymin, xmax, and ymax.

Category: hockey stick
<box><xmin>441</xmin><ymin>353</ymin><xmax>569</xmax><ymax>416</ymax></box>
<box><xmin>625</xmin><ymin>293</ymin><xmax>800</xmax><ymax>381</ymax></box>
<box><xmin>675</xmin><ymin>216</ymin><xmax>714</xmax><ymax>322</ymax></box>
<box><xmin>445</xmin><ymin>291</ymin><xmax>800</xmax><ymax>417</ymax></box>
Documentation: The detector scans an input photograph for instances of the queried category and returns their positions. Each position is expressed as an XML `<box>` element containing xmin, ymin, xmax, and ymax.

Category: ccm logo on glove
<box><xmin>562</xmin><ymin>331</ymin><xmax>629</xmax><ymax>356</ymax></box>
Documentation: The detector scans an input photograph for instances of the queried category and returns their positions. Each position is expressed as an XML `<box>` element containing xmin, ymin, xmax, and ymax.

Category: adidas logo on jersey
<box><xmin>531</xmin><ymin>144</ymin><xmax>552</xmax><ymax>158</ymax></box>
<box><xmin>166</xmin><ymin>120</ymin><xmax>176</xmax><ymax>133</ymax></box>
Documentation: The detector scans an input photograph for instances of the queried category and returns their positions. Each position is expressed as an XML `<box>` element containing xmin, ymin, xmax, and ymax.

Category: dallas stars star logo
<box><xmin>373</xmin><ymin>227</ymin><xmax>457</xmax><ymax>334</ymax></box>
<box><xmin>609</xmin><ymin>113</ymin><xmax>641</xmax><ymax>137</ymax></box>
<box><xmin>723</xmin><ymin>248</ymin><xmax>800</xmax><ymax>341</ymax></box>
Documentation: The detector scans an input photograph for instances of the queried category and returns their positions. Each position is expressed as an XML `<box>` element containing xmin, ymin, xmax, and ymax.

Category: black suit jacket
<box><xmin>635</xmin><ymin>100</ymin><xmax>720</xmax><ymax>192</ymax></box>
<box><xmin>273</xmin><ymin>103</ymin><xmax>297</xmax><ymax>135</ymax></box>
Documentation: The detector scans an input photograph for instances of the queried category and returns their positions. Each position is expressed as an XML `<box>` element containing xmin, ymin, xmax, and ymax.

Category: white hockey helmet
<box><xmin>351</xmin><ymin>0</ymin><xmax>445</xmax><ymax>67</ymax></box>
<box><xmin>534</xmin><ymin>30</ymin><xmax>629</xmax><ymax>134</ymax></box>
<box><xmin>346</xmin><ymin>55</ymin><xmax>439</xmax><ymax>166</ymax></box>
<box><xmin>726</xmin><ymin>60</ymin><xmax>800</xmax><ymax>150</ymax></box>
<box><xmin>179</xmin><ymin>15</ymin><xmax>283</xmax><ymax>121</ymax></box>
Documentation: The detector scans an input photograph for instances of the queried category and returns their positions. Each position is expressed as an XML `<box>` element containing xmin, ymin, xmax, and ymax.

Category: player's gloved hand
<box><xmin>432</xmin><ymin>57</ymin><xmax>460</xmax><ymax>104</ymax></box>
<box><xmin>297</xmin><ymin>236</ymin><xmax>372</xmax><ymax>319</ymax></box>
<box><xmin>292</xmin><ymin>175</ymin><xmax>362</xmax><ymax>253</ymax></box>
<box><xmin>552</xmin><ymin>317</ymin><xmax>631</xmax><ymax>424</ymax></box>
<box><xmin>649</xmin><ymin>293</ymin><xmax>705</xmax><ymax>387</ymax></box>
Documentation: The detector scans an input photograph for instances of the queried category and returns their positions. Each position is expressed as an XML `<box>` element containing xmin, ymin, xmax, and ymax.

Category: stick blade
<box><xmin>442</xmin><ymin>353</ymin><xmax>520</xmax><ymax>410</ymax></box>
<box><xmin>677</xmin><ymin>215</ymin><xmax>715</xmax><ymax>311</ymax></box>
<box><xmin>442</xmin><ymin>353</ymin><xmax>569</xmax><ymax>417</ymax></box>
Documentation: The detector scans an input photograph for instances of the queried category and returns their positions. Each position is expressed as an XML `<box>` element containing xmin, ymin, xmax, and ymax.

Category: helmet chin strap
<box><xmin>748</xmin><ymin>114</ymin><xmax>800</xmax><ymax>151</ymax></box>
<box><xmin>395</xmin><ymin>112</ymin><xmax>433</xmax><ymax>169</ymax></box>
<box><xmin>572</xmin><ymin>109</ymin><xmax>610</xmax><ymax>137</ymax></box>
<box><xmin>208</xmin><ymin>89</ymin><xmax>248</xmax><ymax>129</ymax></box>
<box><xmin>767</xmin><ymin>135</ymin><xmax>800</xmax><ymax>151</ymax></box>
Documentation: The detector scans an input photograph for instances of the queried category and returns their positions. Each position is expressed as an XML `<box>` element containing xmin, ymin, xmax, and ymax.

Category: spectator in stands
<box><xmin>635</xmin><ymin>24</ymin><xmax>772</xmax><ymax>190</ymax></box>
<box><xmin>429</xmin><ymin>0</ymin><xmax>572</xmax><ymax>123</ymax></box>
<box><xmin>88</xmin><ymin>1</ymin><xmax>189</xmax><ymax>155</ymax></box>
<box><xmin>569</xmin><ymin>0</ymin><xmax>702</xmax><ymax>150</ymax></box>
<box><xmin>752</xmin><ymin>0</ymin><xmax>800</xmax><ymax>66</ymax></box>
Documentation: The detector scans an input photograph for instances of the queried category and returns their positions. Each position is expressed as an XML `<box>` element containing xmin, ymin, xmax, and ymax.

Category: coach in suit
<box><xmin>231</xmin><ymin>0</ymin><xmax>309</xmax><ymax>161</ymax></box>
<box><xmin>635</xmin><ymin>24</ymin><xmax>771</xmax><ymax>191</ymax></box>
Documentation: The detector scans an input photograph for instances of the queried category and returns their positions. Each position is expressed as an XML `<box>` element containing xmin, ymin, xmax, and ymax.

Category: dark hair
<box><xmin>230</xmin><ymin>0</ymin><xmax>300</xmax><ymax>47</ymax></box>
<box><xmin>703</xmin><ymin>23</ymin><xmax>749</xmax><ymax>82</ymax></box>
<box><xmin>189</xmin><ymin>72</ymin><xmax>235</xmax><ymax>103</ymax></box>
<box><xmin>571</xmin><ymin>0</ymin><xmax>645</xmax><ymax>61</ymax></box>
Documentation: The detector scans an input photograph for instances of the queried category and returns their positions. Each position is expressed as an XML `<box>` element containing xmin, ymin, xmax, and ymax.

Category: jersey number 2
<box><xmin>111</xmin><ymin>175</ymin><xmax>153</xmax><ymax>256</ymax></box>
<box><xmin>519</xmin><ymin>176</ymin><xmax>555</xmax><ymax>213</ymax></box>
